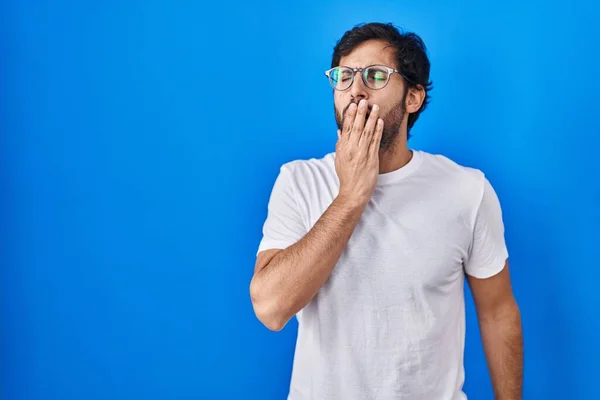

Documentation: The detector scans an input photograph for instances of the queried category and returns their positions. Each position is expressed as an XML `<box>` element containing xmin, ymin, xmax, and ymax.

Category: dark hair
<box><xmin>331</xmin><ymin>22</ymin><xmax>433</xmax><ymax>135</ymax></box>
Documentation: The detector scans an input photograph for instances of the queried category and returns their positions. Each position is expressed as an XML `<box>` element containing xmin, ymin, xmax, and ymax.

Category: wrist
<box><xmin>334</xmin><ymin>192</ymin><xmax>369</xmax><ymax>212</ymax></box>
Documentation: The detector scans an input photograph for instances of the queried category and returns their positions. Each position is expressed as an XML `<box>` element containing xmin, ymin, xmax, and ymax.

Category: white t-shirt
<box><xmin>257</xmin><ymin>149</ymin><xmax>508</xmax><ymax>400</ymax></box>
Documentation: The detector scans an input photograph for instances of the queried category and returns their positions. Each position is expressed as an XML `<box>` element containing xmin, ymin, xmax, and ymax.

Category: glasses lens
<box><xmin>364</xmin><ymin>67</ymin><xmax>390</xmax><ymax>89</ymax></box>
<box><xmin>329</xmin><ymin>67</ymin><xmax>353</xmax><ymax>90</ymax></box>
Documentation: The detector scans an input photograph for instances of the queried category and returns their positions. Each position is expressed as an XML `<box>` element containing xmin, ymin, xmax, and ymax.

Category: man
<box><xmin>249</xmin><ymin>22</ymin><xmax>523</xmax><ymax>400</ymax></box>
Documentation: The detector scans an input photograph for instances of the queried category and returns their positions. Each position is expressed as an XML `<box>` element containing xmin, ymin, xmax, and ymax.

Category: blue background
<box><xmin>2</xmin><ymin>0</ymin><xmax>599</xmax><ymax>399</ymax></box>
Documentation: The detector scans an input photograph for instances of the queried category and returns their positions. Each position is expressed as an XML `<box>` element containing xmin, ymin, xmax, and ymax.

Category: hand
<box><xmin>334</xmin><ymin>99</ymin><xmax>384</xmax><ymax>206</ymax></box>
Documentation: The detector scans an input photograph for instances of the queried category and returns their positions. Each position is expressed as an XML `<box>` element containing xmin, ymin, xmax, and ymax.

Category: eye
<box><xmin>366</xmin><ymin>68</ymin><xmax>388</xmax><ymax>82</ymax></box>
<box><xmin>331</xmin><ymin>68</ymin><xmax>352</xmax><ymax>82</ymax></box>
<box><xmin>340</xmin><ymin>69</ymin><xmax>353</xmax><ymax>82</ymax></box>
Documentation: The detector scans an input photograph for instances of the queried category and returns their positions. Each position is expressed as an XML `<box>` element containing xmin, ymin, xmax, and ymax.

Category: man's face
<box><xmin>334</xmin><ymin>39</ymin><xmax>408</xmax><ymax>151</ymax></box>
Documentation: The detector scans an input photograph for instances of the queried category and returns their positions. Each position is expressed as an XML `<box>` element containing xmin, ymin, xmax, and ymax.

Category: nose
<box><xmin>350</xmin><ymin>73</ymin><xmax>369</xmax><ymax>101</ymax></box>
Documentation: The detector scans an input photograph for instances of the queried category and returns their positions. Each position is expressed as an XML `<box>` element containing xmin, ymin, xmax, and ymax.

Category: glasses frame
<box><xmin>324</xmin><ymin>64</ymin><xmax>411</xmax><ymax>91</ymax></box>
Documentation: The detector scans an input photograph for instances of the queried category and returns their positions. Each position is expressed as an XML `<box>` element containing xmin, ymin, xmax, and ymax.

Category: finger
<box><xmin>359</xmin><ymin>104</ymin><xmax>380</xmax><ymax>146</ymax></box>
<box><xmin>342</xmin><ymin>103</ymin><xmax>357</xmax><ymax>141</ymax></box>
<box><xmin>369</xmin><ymin>118</ymin><xmax>384</xmax><ymax>156</ymax></box>
<box><xmin>351</xmin><ymin>99</ymin><xmax>369</xmax><ymax>141</ymax></box>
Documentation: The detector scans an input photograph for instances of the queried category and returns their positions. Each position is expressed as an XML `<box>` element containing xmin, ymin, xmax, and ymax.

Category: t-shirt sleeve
<box><xmin>464</xmin><ymin>176</ymin><xmax>509</xmax><ymax>279</ymax></box>
<box><xmin>256</xmin><ymin>165</ymin><xmax>306</xmax><ymax>255</ymax></box>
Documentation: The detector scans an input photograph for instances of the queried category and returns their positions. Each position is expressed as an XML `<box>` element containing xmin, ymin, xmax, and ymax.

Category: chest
<box><xmin>303</xmin><ymin>186</ymin><xmax>473</xmax><ymax>305</ymax></box>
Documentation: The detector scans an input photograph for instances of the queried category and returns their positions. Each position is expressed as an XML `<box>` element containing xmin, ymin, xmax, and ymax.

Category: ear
<box><xmin>405</xmin><ymin>85</ymin><xmax>426</xmax><ymax>114</ymax></box>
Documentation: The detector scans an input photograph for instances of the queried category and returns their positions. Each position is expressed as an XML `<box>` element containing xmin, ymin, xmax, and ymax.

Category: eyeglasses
<box><xmin>324</xmin><ymin>64</ymin><xmax>408</xmax><ymax>91</ymax></box>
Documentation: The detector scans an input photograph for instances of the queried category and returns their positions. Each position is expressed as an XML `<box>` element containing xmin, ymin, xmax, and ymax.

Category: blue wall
<box><xmin>2</xmin><ymin>1</ymin><xmax>599</xmax><ymax>399</ymax></box>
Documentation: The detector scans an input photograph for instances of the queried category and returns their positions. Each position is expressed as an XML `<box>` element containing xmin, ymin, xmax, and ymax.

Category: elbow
<box><xmin>260</xmin><ymin>314</ymin><xmax>287</xmax><ymax>332</ymax></box>
<box><xmin>249</xmin><ymin>279</ymin><xmax>289</xmax><ymax>332</ymax></box>
<box><xmin>480</xmin><ymin>298</ymin><xmax>522</xmax><ymax>326</ymax></box>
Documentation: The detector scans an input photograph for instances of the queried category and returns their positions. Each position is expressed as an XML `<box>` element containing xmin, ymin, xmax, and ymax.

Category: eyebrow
<box><xmin>341</xmin><ymin>61</ymin><xmax>389</xmax><ymax>68</ymax></box>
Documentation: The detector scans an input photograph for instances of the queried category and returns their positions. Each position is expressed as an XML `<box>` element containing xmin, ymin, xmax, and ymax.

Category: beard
<box><xmin>334</xmin><ymin>92</ymin><xmax>407</xmax><ymax>151</ymax></box>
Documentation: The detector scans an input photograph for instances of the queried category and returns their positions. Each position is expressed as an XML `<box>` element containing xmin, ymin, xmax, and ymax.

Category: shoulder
<box><xmin>416</xmin><ymin>150</ymin><xmax>488</xmax><ymax>204</ymax></box>
<box><xmin>418</xmin><ymin>150</ymin><xmax>484</xmax><ymax>179</ymax></box>
<box><xmin>279</xmin><ymin>151</ymin><xmax>337</xmax><ymax>183</ymax></box>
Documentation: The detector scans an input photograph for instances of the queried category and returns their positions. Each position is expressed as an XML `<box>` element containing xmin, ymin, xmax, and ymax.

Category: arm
<box><xmin>463</xmin><ymin>173</ymin><xmax>523</xmax><ymax>399</ymax></box>
<box><xmin>250</xmin><ymin>194</ymin><xmax>366</xmax><ymax>331</ymax></box>
<box><xmin>250</xmin><ymin>100</ymin><xmax>383</xmax><ymax>331</ymax></box>
<box><xmin>467</xmin><ymin>260</ymin><xmax>523</xmax><ymax>400</ymax></box>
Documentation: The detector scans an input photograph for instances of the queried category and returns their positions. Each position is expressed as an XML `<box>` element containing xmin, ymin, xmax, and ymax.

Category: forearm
<box><xmin>251</xmin><ymin>194</ymin><xmax>366</xmax><ymax>330</ymax></box>
<box><xmin>479</xmin><ymin>301</ymin><xmax>524</xmax><ymax>399</ymax></box>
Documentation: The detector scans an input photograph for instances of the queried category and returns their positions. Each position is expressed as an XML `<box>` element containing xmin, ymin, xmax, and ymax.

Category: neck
<box><xmin>378</xmin><ymin>134</ymin><xmax>412</xmax><ymax>174</ymax></box>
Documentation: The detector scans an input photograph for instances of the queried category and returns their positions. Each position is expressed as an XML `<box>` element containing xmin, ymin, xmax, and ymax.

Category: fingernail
<box><xmin>372</xmin><ymin>104</ymin><xmax>379</xmax><ymax>112</ymax></box>
<box><xmin>359</xmin><ymin>99</ymin><xmax>367</xmax><ymax>108</ymax></box>
<box><xmin>348</xmin><ymin>103</ymin><xmax>357</xmax><ymax>112</ymax></box>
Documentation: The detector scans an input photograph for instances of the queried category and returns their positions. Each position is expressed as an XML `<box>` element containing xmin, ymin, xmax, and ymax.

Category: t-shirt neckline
<box><xmin>376</xmin><ymin>149</ymin><xmax>422</xmax><ymax>186</ymax></box>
